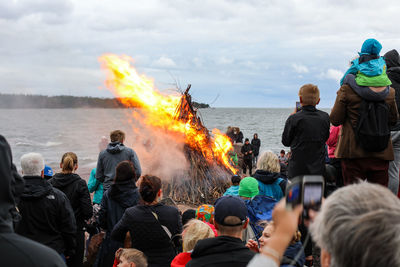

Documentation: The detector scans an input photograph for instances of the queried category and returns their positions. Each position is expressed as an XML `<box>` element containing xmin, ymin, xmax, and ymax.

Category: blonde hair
<box><xmin>119</xmin><ymin>248</ymin><xmax>147</xmax><ymax>267</ymax></box>
<box><xmin>298</xmin><ymin>84</ymin><xmax>320</xmax><ymax>106</ymax></box>
<box><xmin>61</xmin><ymin>152</ymin><xmax>78</xmax><ymax>173</ymax></box>
<box><xmin>256</xmin><ymin>151</ymin><xmax>280</xmax><ymax>173</ymax></box>
<box><xmin>182</xmin><ymin>219</ymin><xmax>215</xmax><ymax>252</ymax></box>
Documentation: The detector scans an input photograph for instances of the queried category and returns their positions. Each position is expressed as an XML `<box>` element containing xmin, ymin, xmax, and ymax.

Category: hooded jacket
<box><xmin>186</xmin><ymin>236</ymin><xmax>255</xmax><ymax>267</ymax></box>
<box><xmin>95</xmin><ymin>142</ymin><xmax>142</xmax><ymax>191</ymax></box>
<box><xmin>50</xmin><ymin>173</ymin><xmax>93</xmax><ymax>228</ymax></box>
<box><xmin>98</xmin><ymin>180</ymin><xmax>140</xmax><ymax>232</ymax></box>
<box><xmin>330</xmin><ymin>77</ymin><xmax>398</xmax><ymax>160</ymax></box>
<box><xmin>96</xmin><ymin>182</ymin><xmax>140</xmax><ymax>267</ymax></box>
<box><xmin>384</xmin><ymin>49</ymin><xmax>400</xmax><ymax>131</ymax></box>
<box><xmin>252</xmin><ymin>170</ymin><xmax>286</xmax><ymax>200</ymax></box>
<box><xmin>282</xmin><ymin>106</ymin><xmax>330</xmax><ymax>178</ymax></box>
<box><xmin>0</xmin><ymin>135</ymin><xmax>66</xmax><ymax>267</ymax></box>
<box><xmin>16</xmin><ymin>176</ymin><xmax>77</xmax><ymax>255</ymax></box>
<box><xmin>340</xmin><ymin>39</ymin><xmax>391</xmax><ymax>87</ymax></box>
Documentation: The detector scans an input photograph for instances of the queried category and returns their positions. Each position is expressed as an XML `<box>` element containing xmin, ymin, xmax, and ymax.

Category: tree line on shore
<box><xmin>0</xmin><ymin>94</ymin><xmax>210</xmax><ymax>109</ymax></box>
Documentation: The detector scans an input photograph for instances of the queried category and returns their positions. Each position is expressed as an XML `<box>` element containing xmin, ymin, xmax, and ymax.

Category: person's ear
<box><xmin>243</xmin><ymin>218</ymin><xmax>249</xmax><ymax>229</ymax></box>
<box><xmin>158</xmin><ymin>189</ymin><xmax>162</xmax><ymax>198</ymax></box>
<box><xmin>59</xmin><ymin>163</ymin><xmax>63</xmax><ymax>169</ymax></box>
<box><xmin>321</xmin><ymin>248</ymin><xmax>331</xmax><ymax>267</ymax></box>
<box><xmin>316</xmin><ymin>98</ymin><xmax>320</xmax><ymax>105</ymax></box>
<box><xmin>299</xmin><ymin>96</ymin><xmax>303</xmax><ymax>104</ymax></box>
<box><xmin>41</xmin><ymin>170</ymin><xmax>44</xmax><ymax>178</ymax></box>
<box><xmin>130</xmin><ymin>262</ymin><xmax>136</xmax><ymax>267</ymax></box>
<box><xmin>75</xmin><ymin>164</ymin><xmax>78</xmax><ymax>171</ymax></box>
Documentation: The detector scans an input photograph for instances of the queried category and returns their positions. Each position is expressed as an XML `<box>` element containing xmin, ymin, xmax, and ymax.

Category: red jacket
<box><xmin>171</xmin><ymin>252</ymin><xmax>192</xmax><ymax>267</ymax></box>
<box><xmin>326</xmin><ymin>125</ymin><xmax>341</xmax><ymax>158</ymax></box>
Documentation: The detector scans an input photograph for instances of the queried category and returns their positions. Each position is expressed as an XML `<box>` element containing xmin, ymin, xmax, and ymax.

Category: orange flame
<box><xmin>99</xmin><ymin>54</ymin><xmax>236</xmax><ymax>173</ymax></box>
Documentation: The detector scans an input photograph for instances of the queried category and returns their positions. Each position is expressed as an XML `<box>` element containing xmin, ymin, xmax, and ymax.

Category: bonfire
<box><xmin>99</xmin><ymin>54</ymin><xmax>236</xmax><ymax>204</ymax></box>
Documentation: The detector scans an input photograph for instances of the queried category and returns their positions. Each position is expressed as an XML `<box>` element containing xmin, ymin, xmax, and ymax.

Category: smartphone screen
<box><xmin>303</xmin><ymin>183</ymin><xmax>323</xmax><ymax>209</ymax></box>
<box><xmin>295</xmin><ymin>101</ymin><xmax>301</xmax><ymax>112</ymax></box>
<box><xmin>286</xmin><ymin>183</ymin><xmax>302</xmax><ymax>209</ymax></box>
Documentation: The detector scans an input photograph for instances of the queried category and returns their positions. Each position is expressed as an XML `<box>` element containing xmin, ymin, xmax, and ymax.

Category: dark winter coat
<box><xmin>0</xmin><ymin>135</ymin><xmax>66</xmax><ymax>267</ymax></box>
<box><xmin>50</xmin><ymin>173</ymin><xmax>93</xmax><ymax>229</ymax></box>
<box><xmin>251</xmin><ymin>138</ymin><xmax>261</xmax><ymax>156</ymax></box>
<box><xmin>385</xmin><ymin>49</ymin><xmax>400</xmax><ymax>131</ymax></box>
<box><xmin>281</xmin><ymin>241</ymin><xmax>306</xmax><ymax>267</ymax></box>
<box><xmin>16</xmin><ymin>176</ymin><xmax>77</xmax><ymax>255</ymax></box>
<box><xmin>95</xmin><ymin>142</ymin><xmax>142</xmax><ymax>191</ymax></box>
<box><xmin>111</xmin><ymin>203</ymin><xmax>182</xmax><ymax>267</ymax></box>
<box><xmin>186</xmin><ymin>236</ymin><xmax>255</xmax><ymax>267</ymax></box>
<box><xmin>96</xmin><ymin>181</ymin><xmax>140</xmax><ymax>267</ymax></box>
<box><xmin>241</xmin><ymin>143</ymin><xmax>254</xmax><ymax>161</ymax></box>
<box><xmin>282</xmin><ymin>105</ymin><xmax>330</xmax><ymax>178</ymax></box>
<box><xmin>330</xmin><ymin>81</ymin><xmax>398</xmax><ymax>160</ymax></box>
<box><xmin>99</xmin><ymin>181</ymin><xmax>140</xmax><ymax>232</ymax></box>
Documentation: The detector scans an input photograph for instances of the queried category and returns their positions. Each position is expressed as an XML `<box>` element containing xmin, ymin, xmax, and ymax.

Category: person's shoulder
<box><xmin>316</xmin><ymin>109</ymin><xmax>330</xmax><ymax>118</ymax></box>
<box><xmin>51</xmin><ymin>186</ymin><xmax>68</xmax><ymax>200</ymax></box>
<box><xmin>73</xmin><ymin>174</ymin><xmax>87</xmax><ymax>186</ymax></box>
<box><xmin>0</xmin><ymin>232</ymin><xmax>66</xmax><ymax>267</ymax></box>
<box><xmin>125</xmin><ymin>204</ymin><xmax>143</xmax><ymax>214</ymax></box>
<box><xmin>158</xmin><ymin>203</ymin><xmax>179</xmax><ymax>214</ymax></box>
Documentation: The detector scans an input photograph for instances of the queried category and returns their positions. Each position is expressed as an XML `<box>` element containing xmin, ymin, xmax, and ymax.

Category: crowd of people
<box><xmin>2</xmin><ymin>38</ymin><xmax>400</xmax><ymax>267</ymax></box>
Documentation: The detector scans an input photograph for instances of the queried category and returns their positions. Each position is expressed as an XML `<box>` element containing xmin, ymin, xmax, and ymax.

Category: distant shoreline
<box><xmin>0</xmin><ymin>94</ymin><xmax>210</xmax><ymax>109</ymax></box>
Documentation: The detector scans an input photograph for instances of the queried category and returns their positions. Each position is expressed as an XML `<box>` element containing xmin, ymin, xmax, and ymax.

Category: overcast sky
<box><xmin>1</xmin><ymin>0</ymin><xmax>400</xmax><ymax>107</ymax></box>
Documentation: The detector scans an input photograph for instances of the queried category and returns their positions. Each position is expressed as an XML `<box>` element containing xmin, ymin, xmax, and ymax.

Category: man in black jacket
<box><xmin>0</xmin><ymin>135</ymin><xmax>67</xmax><ymax>267</ymax></box>
<box><xmin>385</xmin><ymin>49</ymin><xmax>400</xmax><ymax>195</ymax></box>
<box><xmin>16</xmin><ymin>152</ymin><xmax>77</xmax><ymax>258</ymax></box>
<box><xmin>251</xmin><ymin>133</ymin><xmax>261</xmax><ymax>166</ymax></box>
<box><xmin>282</xmin><ymin>84</ymin><xmax>330</xmax><ymax>178</ymax></box>
<box><xmin>187</xmin><ymin>196</ymin><xmax>255</xmax><ymax>267</ymax></box>
<box><xmin>241</xmin><ymin>138</ymin><xmax>254</xmax><ymax>176</ymax></box>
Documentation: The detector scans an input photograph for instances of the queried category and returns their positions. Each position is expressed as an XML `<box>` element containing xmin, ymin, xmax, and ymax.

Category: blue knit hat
<box><xmin>360</xmin><ymin>38</ymin><xmax>382</xmax><ymax>55</ymax></box>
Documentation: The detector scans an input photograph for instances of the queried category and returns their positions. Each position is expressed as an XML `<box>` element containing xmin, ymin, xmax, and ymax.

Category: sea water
<box><xmin>1</xmin><ymin>108</ymin><xmax>321</xmax><ymax>178</ymax></box>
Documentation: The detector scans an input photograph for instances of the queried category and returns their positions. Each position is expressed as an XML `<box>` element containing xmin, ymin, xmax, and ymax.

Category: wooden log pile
<box><xmin>162</xmin><ymin>85</ymin><xmax>233</xmax><ymax>205</ymax></box>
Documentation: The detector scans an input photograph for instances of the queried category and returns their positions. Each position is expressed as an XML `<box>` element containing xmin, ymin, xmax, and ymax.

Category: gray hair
<box><xmin>310</xmin><ymin>182</ymin><xmax>400</xmax><ymax>267</ymax></box>
<box><xmin>20</xmin><ymin>153</ymin><xmax>45</xmax><ymax>176</ymax></box>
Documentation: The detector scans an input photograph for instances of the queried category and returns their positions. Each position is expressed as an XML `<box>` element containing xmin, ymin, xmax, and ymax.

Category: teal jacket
<box><xmin>340</xmin><ymin>57</ymin><xmax>389</xmax><ymax>85</ymax></box>
<box><xmin>88</xmin><ymin>168</ymin><xmax>103</xmax><ymax>204</ymax></box>
<box><xmin>223</xmin><ymin>185</ymin><xmax>239</xmax><ymax>196</ymax></box>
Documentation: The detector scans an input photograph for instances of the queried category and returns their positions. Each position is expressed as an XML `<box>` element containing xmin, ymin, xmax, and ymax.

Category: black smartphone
<box><xmin>286</xmin><ymin>175</ymin><xmax>324</xmax><ymax>214</ymax></box>
<box><xmin>295</xmin><ymin>101</ymin><xmax>302</xmax><ymax>112</ymax></box>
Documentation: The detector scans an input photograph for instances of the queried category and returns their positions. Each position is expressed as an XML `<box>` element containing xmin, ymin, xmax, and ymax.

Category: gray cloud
<box><xmin>1</xmin><ymin>0</ymin><xmax>400</xmax><ymax>107</ymax></box>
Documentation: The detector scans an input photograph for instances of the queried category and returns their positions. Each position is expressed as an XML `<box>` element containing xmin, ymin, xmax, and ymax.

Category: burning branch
<box><xmin>99</xmin><ymin>54</ymin><xmax>236</xmax><ymax>204</ymax></box>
